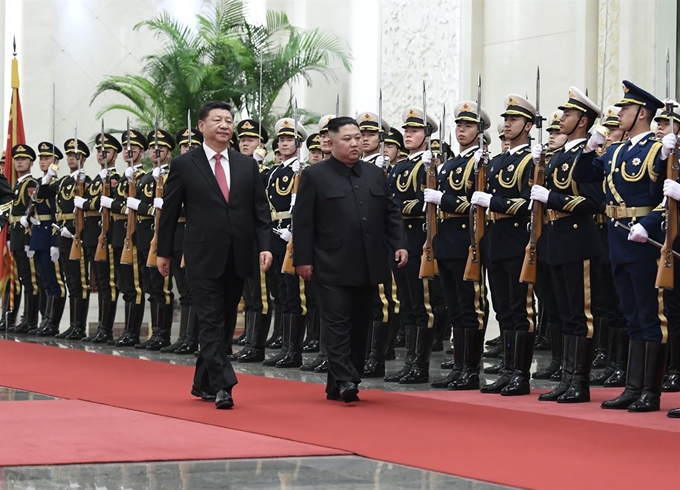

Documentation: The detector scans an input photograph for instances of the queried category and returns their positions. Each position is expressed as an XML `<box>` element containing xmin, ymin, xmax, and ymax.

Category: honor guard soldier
<box><xmin>306</xmin><ymin>133</ymin><xmax>323</xmax><ymax>164</ymax></box>
<box><xmin>128</xmin><ymin>129</ymin><xmax>175</xmax><ymax>350</ymax></box>
<box><xmin>356</xmin><ymin>111</ymin><xmax>391</xmax><ymax>170</ymax></box>
<box><xmin>106</xmin><ymin>129</ymin><xmax>147</xmax><ymax>347</ymax></box>
<box><xmin>529</xmin><ymin>87</ymin><xmax>604</xmax><ymax>403</ymax></box>
<box><xmin>30</xmin><ymin>143</ymin><xmax>68</xmax><ymax>339</ymax></box>
<box><xmin>232</xmin><ymin>119</ymin><xmax>273</xmax><ymax>362</ymax></box>
<box><xmin>574</xmin><ymin>80</ymin><xmax>670</xmax><ymax>412</ymax></box>
<box><xmin>8</xmin><ymin>144</ymin><xmax>40</xmax><ymax>334</ymax></box>
<box><xmin>264</xmin><ymin>118</ymin><xmax>308</xmax><ymax>368</ymax></box>
<box><xmin>428</xmin><ymin>101</ymin><xmax>491</xmax><ymax>390</ymax></box>
<box><xmin>591</xmin><ymin>106</ymin><xmax>628</xmax><ymax>388</ymax></box>
<box><xmin>498</xmin><ymin>122</ymin><xmax>510</xmax><ymax>153</ymax></box>
<box><xmin>79</xmin><ymin>133</ymin><xmax>122</xmax><ymax>343</ymax></box>
<box><xmin>384</xmin><ymin>107</ymin><xmax>439</xmax><ymax>384</ymax></box>
<box><xmin>38</xmin><ymin>138</ymin><xmax>91</xmax><ymax>337</ymax></box>
<box><xmin>318</xmin><ymin>114</ymin><xmax>335</xmax><ymax>160</ymax></box>
<box><xmin>162</xmin><ymin>127</ymin><xmax>203</xmax><ymax>354</ymax></box>
<box><xmin>472</xmin><ymin>94</ymin><xmax>537</xmax><ymax>396</ymax></box>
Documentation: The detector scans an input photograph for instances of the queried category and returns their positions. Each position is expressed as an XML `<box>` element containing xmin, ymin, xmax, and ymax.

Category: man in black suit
<box><xmin>293</xmin><ymin>117</ymin><xmax>408</xmax><ymax>402</ymax></box>
<box><xmin>156</xmin><ymin>100</ymin><xmax>272</xmax><ymax>410</ymax></box>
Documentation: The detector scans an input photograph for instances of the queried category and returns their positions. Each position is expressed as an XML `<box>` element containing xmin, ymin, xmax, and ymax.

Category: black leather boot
<box><xmin>603</xmin><ymin>327</ymin><xmax>629</xmax><ymax>387</ymax></box>
<box><xmin>37</xmin><ymin>296</ymin><xmax>65</xmax><ymax>336</ymax></box>
<box><xmin>176</xmin><ymin>307</ymin><xmax>198</xmax><ymax>354</ymax></box>
<box><xmin>399</xmin><ymin>326</ymin><xmax>435</xmax><ymax>384</ymax></box>
<box><xmin>662</xmin><ymin>333</ymin><xmax>680</xmax><ymax>392</ymax></box>
<box><xmin>533</xmin><ymin>323</ymin><xmax>563</xmax><ymax>379</ymax></box>
<box><xmin>591</xmin><ymin>319</ymin><xmax>618</xmax><ymax>385</ymax></box>
<box><xmin>264</xmin><ymin>313</ymin><xmax>292</xmax><ymax>366</ymax></box>
<box><xmin>384</xmin><ymin>324</ymin><xmax>416</xmax><ymax>382</ymax></box>
<box><xmin>113</xmin><ymin>302</ymin><xmax>143</xmax><ymax>347</ymax></box>
<box><xmin>81</xmin><ymin>294</ymin><xmax>103</xmax><ymax>342</ymax></box>
<box><xmin>302</xmin><ymin>306</ymin><xmax>320</xmax><ymax>353</ymax></box>
<box><xmin>238</xmin><ymin>312</ymin><xmax>269</xmax><ymax>363</ymax></box>
<box><xmin>534</xmin><ymin>302</ymin><xmax>551</xmax><ymax>351</ymax></box>
<box><xmin>431</xmin><ymin>328</ymin><xmax>464</xmax><ymax>388</ymax></box>
<box><xmin>592</xmin><ymin>318</ymin><xmax>609</xmax><ymax>368</ymax></box>
<box><xmin>301</xmin><ymin>350</ymin><xmax>327</xmax><ymax>372</ymax></box>
<box><xmin>265</xmin><ymin>307</ymin><xmax>283</xmax><ymax>349</ymax></box>
<box><xmin>431</xmin><ymin>309</ymin><xmax>448</xmax><ymax>352</ymax></box>
<box><xmin>385</xmin><ymin>312</ymin><xmax>401</xmax><ymax>361</ymax></box>
<box><xmin>162</xmin><ymin>303</ymin><xmax>191</xmax><ymax>353</ymax></box>
<box><xmin>135</xmin><ymin>302</ymin><xmax>158</xmax><ymax>349</ymax></box>
<box><xmin>628</xmin><ymin>342</ymin><xmax>668</xmax><ymax>412</ymax></box>
<box><xmin>483</xmin><ymin>343</ymin><xmax>503</xmax><ymax>359</ymax></box>
<box><xmin>146</xmin><ymin>304</ymin><xmax>173</xmax><ymax>350</ymax></box>
<box><xmin>28</xmin><ymin>295</ymin><xmax>52</xmax><ymax>335</ymax></box>
<box><xmin>539</xmin><ymin>335</ymin><xmax>575</xmax><ymax>401</ymax></box>
<box><xmin>55</xmin><ymin>296</ymin><xmax>77</xmax><ymax>339</ymax></box>
<box><xmin>668</xmin><ymin>407</ymin><xmax>680</xmax><ymax>418</ymax></box>
<box><xmin>481</xmin><ymin>330</ymin><xmax>515</xmax><ymax>393</ymax></box>
<box><xmin>363</xmin><ymin>321</ymin><xmax>391</xmax><ymax>378</ymax></box>
<box><xmin>276</xmin><ymin>314</ymin><xmax>305</xmax><ymax>368</ymax></box>
<box><xmin>557</xmin><ymin>336</ymin><xmax>594</xmax><ymax>403</ymax></box>
<box><xmin>90</xmin><ymin>298</ymin><xmax>116</xmax><ymax>343</ymax></box>
<box><xmin>394</xmin><ymin>321</ymin><xmax>406</xmax><ymax>348</ymax></box>
<box><xmin>450</xmin><ymin>329</ymin><xmax>485</xmax><ymax>390</ymax></box>
<box><xmin>501</xmin><ymin>331</ymin><xmax>535</xmax><ymax>396</ymax></box>
<box><xmin>602</xmin><ymin>340</ymin><xmax>645</xmax><ymax>410</ymax></box>
<box><xmin>66</xmin><ymin>297</ymin><xmax>89</xmax><ymax>340</ymax></box>
<box><xmin>15</xmin><ymin>293</ymin><xmax>38</xmax><ymax>335</ymax></box>
<box><xmin>485</xmin><ymin>335</ymin><xmax>500</xmax><ymax>346</ymax></box>
<box><xmin>1</xmin><ymin>287</ymin><xmax>19</xmax><ymax>332</ymax></box>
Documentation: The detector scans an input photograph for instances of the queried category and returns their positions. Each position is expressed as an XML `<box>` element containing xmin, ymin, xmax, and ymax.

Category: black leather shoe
<box><xmin>300</xmin><ymin>354</ymin><xmax>326</xmax><ymax>372</ymax></box>
<box><xmin>590</xmin><ymin>366</ymin><xmax>615</xmax><ymax>386</ymax></box>
<box><xmin>534</xmin><ymin>335</ymin><xmax>551</xmax><ymax>351</ymax></box>
<box><xmin>399</xmin><ymin>367</ymin><xmax>429</xmax><ymax>384</ymax></box>
<box><xmin>313</xmin><ymin>358</ymin><xmax>329</xmax><ymax>373</ymax></box>
<box><xmin>302</xmin><ymin>339</ymin><xmax>320</xmax><ymax>353</ymax></box>
<box><xmin>483</xmin><ymin>344</ymin><xmax>502</xmax><ymax>359</ymax></box>
<box><xmin>175</xmin><ymin>341</ymin><xmax>198</xmax><ymax>354</ymax></box>
<box><xmin>440</xmin><ymin>359</ymin><xmax>456</xmax><ymax>369</ymax></box>
<box><xmin>215</xmin><ymin>389</ymin><xmax>234</xmax><ymax>409</ymax></box>
<box><xmin>111</xmin><ymin>333</ymin><xmax>140</xmax><ymax>347</ymax></box>
<box><xmin>384</xmin><ymin>366</ymin><xmax>411</xmax><ymax>383</ymax></box>
<box><xmin>485</xmin><ymin>335</ymin><xmax>500</xmax><ymax>346</ymax></box>
<box><xmin>36</xmin><ymin>325</ymin><xmax>59</xmax><ymax>337</ymax></box>
<box><xmin>602</xmin><ymin>341</ymin><xmax>645</xmax><ymax>410</ymax></box>
<box><xmin>161</xmin><ymin>337</ymin><xmax>186</xmax><ymax>353</ymax></box>
<box><xmin>484</xmin><ymin>358</ymin><xmax>504</xmax><ymax>374</ymax></box>
<box><xmin>135</xmin><ymin>336</ymin><xmax>157</xmax><ymax>349</ymax></box>
<box><xmin>668</xmin><ymin>407</ymin><xmax>680</xmax><ymax>418</ymax></box>
<box><xmin>592</xmin><ymin>350</ymin><xmax>607</xmax><ymax>368</ymax></box>
<box><xmin>237</xmin><ymin>347</ymin><xmax>265</xmax><ymax>363</ymax></box>
<box><xmin>234</xmin><ymin>332</ymin><xmax>247</xmax><ymax>346</ymax></box>
<box><xmin>267</xmin><ymin>335</ymin><xmax>283</xmax><ymax>349</ymax></box>
<box><xmin>338</xmin><ymin>382</ymin><xmax>359</xmax><ymax>403</ymax></box>
<box><xmin>191</xmin><ymin>387</ymin><xmax>216</xmax><ymax>402</ymax></box>
<box><xmin>89</xmin><ymin>329</ymin><xmax>113</xmax><ymax>344</ymax></box>
<box><xmin>65</xmin><ymin>327</ymin><xmax>86</xmax><ymax>341</ymax></box>
<box><xmin>362</xmin><ymin>358</ymin><xmax>385</xmax><ymax>378</ymax></box>
<box><xmin>431</xmin><ymin>369</ymin><xmax>462</xmax><ymax>388</ymax></box>
<box><xmin>146</xmin><ymin>337</ymin><xmax>171</xmax><ymax>351</ymax></box>
<box><xmin>54</xmin><ymin>326</ymin><xmax>75</xmax><ymax>339</ymax></box>
<box><xmin>662</xmin><ymin>373</ymin><xmax>680</xmax><ymax>392</ymax></box>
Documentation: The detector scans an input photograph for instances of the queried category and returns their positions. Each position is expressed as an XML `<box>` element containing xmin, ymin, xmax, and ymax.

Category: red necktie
<box><xmin>214</xmin><ymin>153</ymin><xmax>229</xmax><ymax>202</ymax></box>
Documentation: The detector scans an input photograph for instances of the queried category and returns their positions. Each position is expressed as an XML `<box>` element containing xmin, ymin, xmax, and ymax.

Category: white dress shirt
<box><xmin>508</xmin><ymin>143</ymin><xmax>529</xmax><ymax>155</ymax></box>
<box><xmin>564</xmin><ymin>137</ymin><xmax>586</xmax><ymax>152</ymax></box>
<box><xmin>203</xmin><ymin>142</ymin><xmax>231</xmax><ymax>188</ymax></box>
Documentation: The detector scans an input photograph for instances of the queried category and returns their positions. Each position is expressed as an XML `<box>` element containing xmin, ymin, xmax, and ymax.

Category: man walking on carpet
<box><xmin>293</xmin><ymin>116</ymin><xmax>408</xmax><ymax>402</ymax></box>
<box><xmin>156</xmin><ymin>100</ymin><xmax>272</xmax><ymax>410</ymax></box>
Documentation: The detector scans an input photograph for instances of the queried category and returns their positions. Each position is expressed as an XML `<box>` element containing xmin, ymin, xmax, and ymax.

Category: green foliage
<box><xmin>91</xmin><ymin>0</ymin><xmax>352</xmax><ymax>143</ymax></box>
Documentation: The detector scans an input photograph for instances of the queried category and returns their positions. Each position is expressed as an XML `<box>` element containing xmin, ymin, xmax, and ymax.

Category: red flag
<box><xmin>0</xmin><ymin>54</ymin><xmax>26</xmax><ymax>305</ymax></box>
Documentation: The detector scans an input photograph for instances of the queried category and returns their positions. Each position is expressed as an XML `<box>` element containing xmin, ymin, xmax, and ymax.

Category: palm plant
<box><xmin>91</xmin><ymin>0</ymin><xmax>352</xmax><ymax>139</ymax></box>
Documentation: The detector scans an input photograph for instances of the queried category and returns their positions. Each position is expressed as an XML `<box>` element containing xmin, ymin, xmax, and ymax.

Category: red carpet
<box><xmin>0</xmin><ymin>399</ymin><xmax>345</xmax><ymax>466</ymax></box>
<box><xmin>2</xmin><ymin>340</ymin><xmax>680</xmax><ymax>489</ymax></box>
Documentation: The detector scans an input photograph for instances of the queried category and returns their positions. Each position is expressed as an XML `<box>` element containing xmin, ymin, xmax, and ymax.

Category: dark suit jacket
<box><xmin>293</xmin><ymin>157</ymin><xmax>407</xmax><ymax>286</ymax></box>
<box><xmin>157</xmin><ymin>146</ymin><xmax>271</xmax><ymax>280</ymax></box>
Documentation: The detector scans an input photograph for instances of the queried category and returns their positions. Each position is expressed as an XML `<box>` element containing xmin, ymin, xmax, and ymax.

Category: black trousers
<box><xmin>550</xmin><ymin>258</ymin><xmax>598</xmax><ymax>338</ymax></box>
<box><xmin>488</xmin><ymin>257</ymin><xmax>536</xmax><ymax>332</ymax></box>
<box><xmin>171</xmin><ymin>251</ymin><xmax>192</xmax><ymax>307</ymax></box>
<box><xmin>190</xmin><ymin>247</ymin><xmax>243</xmax><ymax>394</ymax></box>
<box><xmin>438</xmin><ymin>258</ymin><xmax>486</xmax><ymax>330</ymax></box>
<box><xmin>315</xmin><ymin>282</ymin><xmax>374</xmax><ymax>395</ymax></box>
<box><xmin>372</xmin><ymin>270</ymin><xmax>399</xmax><ymax>322</ymax></box>
<box><xmin>138</xmin><ymin>247</ymin><xmax>174</xmax><ymax>306</ymax></box>
<box><xmin>536</xmin><ymin>260</ymin><xmax>561</xmax><ymax>324</ymax></box>
<box><xmin>392</xmin><ymin>253</ymin><xmax>433</xmax><ymax>328</ymax></box>
<box><xmin>113</xmin><ymin>246</ymin><xmax>145</xmax><ymax>305</ymax></box>
<box><xmin>242</xmin><ymin>249</ymin><xmax>271</xmax><ymax>315</ymax></box>
<box><xmin>87</xmin><ymin>246</ymin><xmax>118</xmax><ymax>304</ymax></box>
<box><xmin>272</xmin><ymin>252</ymin><xmax>306</xmax><ymax>315</ymax></box>
<box><xmin>58</xmin><ymin>244</ymin><xmax>89</xmax><ymax>300</ymax></box>
<box><xmin>14</xmin><ymin>249</ymin><xmax>39</xmax><ymax>297</ymax></box>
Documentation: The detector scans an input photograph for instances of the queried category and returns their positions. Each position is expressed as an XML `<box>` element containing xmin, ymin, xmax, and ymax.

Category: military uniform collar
<box><xmin>507</xmin><ymin>143</ymin><xmax>528</xmax><ymax>155</ymax></box>
<box><xmin>282</xmin><ymin>156</ymin><xmax>297</xmax><ymax>167</ymax></box>
<box><xmin>564</xmin><ymin>138</ymin><xmax>586</xmax><ymax>152</ymax></box>
<box><xmin>16</xmin><ymin>174</ymin><xmax>32</xmax><ymax>183</ymax></box>
<box><xmin>409</xmin><ymin>150</ymin><xmax>425</xmax><ymax>160</ymax></box>
<box><xmin>459</xmin><ymin>146</ymin><xmax>478</xmax><ymax>157</ymax></box>
<box><xmin>70</xmin><ymin>169</ymin><xmax>80</xmax><ymax>178</ymax></box>
<box><xmin>628</xmin><ymin>131</ymin><xmax>652</xmax><ymax>147</ymax></box>
<box><xmin>363</xmin><ymin>152</ymin><xmax>380</xmax><ymax>161</ymax></box>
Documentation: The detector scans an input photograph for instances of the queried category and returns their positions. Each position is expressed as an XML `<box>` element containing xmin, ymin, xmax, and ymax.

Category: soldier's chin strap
<box><xmin>624</xmin><ymin>105</ymin><xmax>643</xmax><ymax>134</ymax></box>
<box><xmin>564</xmin><ymin>114</ymin><xmax>586</xmax><ymax>137</ymax></box>
<box><xmin>507</xmin><ymin>119</ymin><xmax>530</xmax><ymax>143</ymax></box>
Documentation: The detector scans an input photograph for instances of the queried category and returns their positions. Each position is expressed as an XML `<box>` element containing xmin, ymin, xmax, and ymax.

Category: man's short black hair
<box><xmin>198</xmin><ymin>101</ymin><xmax>233</xmax><ymax>121</ymax></box>
<box><xmin>328</xmin><ymin>117</ymin><xmax>359</xmax><ymax>134</ymax></box>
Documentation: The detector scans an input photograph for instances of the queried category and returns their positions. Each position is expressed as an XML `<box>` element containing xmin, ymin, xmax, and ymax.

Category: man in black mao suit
<box><xmin>156</xmin><ymin>101</ymin><xmax>273</xmax><ymax>409</ymax></box>
<box><xmin>293</xmin><ymin>117</ymin><xmax>408</xmax><ymax>402</ymax></box>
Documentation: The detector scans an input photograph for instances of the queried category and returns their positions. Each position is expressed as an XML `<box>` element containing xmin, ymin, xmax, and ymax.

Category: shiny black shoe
<box><xmin>300</xmin><ymin>354</ymin><xmax>326</xmax><ymax>372</ymax></box>
<box><xmin>215</xmin><ymin>389</ymin><xmax>234</xmax><ymax>409</ymax></box>
<box><xmin>431</xmin><ymin>369</ymin><xmax>461</xmax><ymax>389</ymax></box>
<box><xmin>534</xmin><ymin>335</ymin><xmax>551</xmax><ymax>351</ymax></box>
<box><xmin>191</xmin><ymin>387</ymin><xmax>216</xmax><ymax>402</ymax></box>
<box><xmin>440</xmin><ymin>359</ymin><xmax>456</xmax><ymax>369</ymax></box>
<box><xmin>55</xmin><ymin>326</ymin><xmax>75</xmax><ymax>339</ymax></box>
<box><xmin>237</xmin><ymin>347</ymin><xmax>265</xmax><ymax>363</ymax></box>
<box><xmin>88</xmin><ymin>329</ymin><xmax>112</xmax><ymax>344</ymax></box>
<box><xmin>313</xmin><ymin>358</ymin><xmax>329</xmax><ymax>373</ymax></box>
<box><xmin>384</xmin><ymin>366</ymin><xmax>411</xmax><ymax>383</ymax></box>
<box><xmin>234</xmin><ymin>332</ymin><xmax>247</xmax><ymax>346</ymax></box>
<box><xmin>111</xmin><ymin>332</ymin><xmax>140</xmax><ymax>347</ymax></box>
<box><xmin>338</xmin><ymin>382</ymin><xmax>360</xmax><ymax>403</ymax></box>
<box><xmin>302</xmin><ymin>339</ymin><xmax>320</xmax><ymax>353</ymax></box>
<box><xmin>146</xmin><ymin>337</ymin><xmax>171</xmax><ymax>351</ymax></box>
<box><xmin>398</xmin><ymin>367</ymin><xmax>429</xmax><ymax>385</ymax></box>
<box><xmin>590</xmin><ymin>366</ymin><xmax>615</xmax><ymax>386</ymax></box>
<box><xmin>480</xmin><ymin>371</ymin><xmax>513</xmax><ymax>393</ymax></box>
<box><xmin>161</xmin><ymin>337</ymin><xmax>186</xmax><ymax>353</ymax></box>
<box><xmin>483</xmin><ymin>344</ymin><xmax>502</xmax><ymax>359</ymax></box>
<box><xmin>484</xmin><ymin>358</ymin><xmax>504</xmax><ymax>375</ymax></box>
<box><xmin>662</xmin><ymin>373</ymin><xmax>680</xmax><ymax>392</ymax></box>
<box><xmin>36</xmin><ymin>324</ymin><xmax>59</xmax><ymax>337</ymax></box>
<box><xmin>135</xmin><ymin>336</ymin><xmax>157</xmax><ymax>350</ymax></box>
<box><xmin>549</xmin><ymin>368</ymin><xmax>563</xmax><ymax>381</ymax></box>
<box><xmin>667</xmin><ymin>407</ymin><xmax>680</xmax><ymax>418</ymax></box>
<box><xmin>532</xmin><ymin>360</ymin><xmax>560</xmax><ymax>380</ymax></box>
<box><xmin>362</xmin><ymin>358</ymin><xmax>385</xmax><ymax>378</ymax></box>
<box><xmin>175</xmin><ymin>341</ymin><xmax>198</xmax><ymax>354</ymax></box>
<box><xmin>394</xmin><ymin>333</ymin><xmax>405</xmax><ymax>348</ymax></box>
<box><xmin>80</xmin><ymin>331</ymin><xmax>98</xmax><ymax>342</ymax></box>
<box><xmin>592</xmin><ymin>350</ymin><xmax>607</xmax><ymax>369</ymax></box>
<box><xmin>65</xmin><ymin>327</ymin><xmax>86</xmax><ymax>341</ymax></box>
<box><xmin>485</xmin><ymin>335</ymin><xmax>500</xmax><ymax>346</ymax></box>
<box><xmin>267</xmin><ymin>335</ymin><xmax>283</xmax><ymax>349</ymax></box>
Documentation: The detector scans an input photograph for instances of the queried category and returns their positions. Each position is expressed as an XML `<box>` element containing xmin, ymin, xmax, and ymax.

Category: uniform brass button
<box><xmin>362</xmin><ymin>217</ymin><xmax>367</xmax><ymax>221</ymax></box>
<box><xmin>614</xmin><ymin>168</ymin><xmax>619</xmax><ymax>172</ymax></box>
<box><xmin>408</xmin><ymin>224</ymin><xmax>413</xmax><ymax>229</ymax></box>
<box><xmin>492</xmin><ymin>189</ymin><xmax>496</xmax><ymax>193</ymax></box>
<box><xmin>514</xmin><ymin>222</ymin><xmax>519</xmax><ymax>227</ymax></box>
<box><xmin>573</xmin><ymin>224</ymin><xmax>578</xmax><ymax>229</ymax></box>
<box><xmin>462</xmin><ymin>224</ymin><xmax>466</xmax><ymax>229</ymax></box>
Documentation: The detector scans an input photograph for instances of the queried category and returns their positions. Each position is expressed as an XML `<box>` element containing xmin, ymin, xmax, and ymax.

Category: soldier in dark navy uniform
<box><xmin>574</xmin><ymin>80</ymin><xmax>670</xmax><ymax>412</ymax></box>
<box><xmin>77</xmin><ymin>133</ymin><xmax>121</xmax><ymax>343</ymax></box>
<box><xmin>428</xmin><ymin>101</ymin><xmax>490</xmax><ymax>390</ymax></box>
<box><xmin>264</xmin><ymin>118</ymin><xmax>308</xmax><ymax>368</ymax></box>
<box><xmin>384</xmin><ymin>107</ymin><xmax>439</xmax><ymax>384</ymax></box>
<box><xmin>37</xmin><ymin>138</ymin><xmax>90</xmax><ymax>336</ymax></box>
<box><xmin>30</xmin><ymin>143</ymin><xmax>68</xmax><ymax>339</ymax></box>
<box><xmin>472</xmin><ymin>94</ymin><xmax>536</xmax><ymax>396</ymax></box>
<box><xmin>530</xmin><ymin>87</ymin><xmax>603</xmax><ymax>403</ymax></box>
<box><xmin>306</xmin><ymin>133</ymin><xmax>324</xmax><ymax>165</ymax></box>
<box><xmin>318</xmin><ymin>114</ymin><xmax>335</xmax><ymax>161</ymax></box>
<box><xmin>162</xmin><ymin>127</ymin><xmax>202</xmax><ymax>355</ymax></box>
<box><xmin>7</xmin><ymin>144</ymin><xmax>40</xmax><ymax>334</ymax></box>
<box><xmin>105</xmin><ymin>129</ymin><xmax>147</xmax><ymax>347</ymax></box>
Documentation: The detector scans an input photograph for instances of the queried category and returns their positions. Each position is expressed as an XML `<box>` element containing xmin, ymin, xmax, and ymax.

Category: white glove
<box><xmin>153</xmin><ymin>197</ymin><xmax>164</xmax><ymax>210</ymax></box>
<box><xmin>628</xmin><ymin>223</ymin><xmax>648</xmax><ymax>243</ymax></box>
<box><xmin>661</xmin><ymin>133</ymin><xmax>678</xmax><ymax>160</ymax></box>
<box><xmin>99</xmin><ymin>168</ymin><xmax>109</xmax><ymax>180</ymax></box>
<box><xmin>100</xmin><ymin>196</ymin><xmax>113</xmax><ymax>209</ymax></box>
<box><xmin>126</xmin><ymin>197</ymin><xmax>140</xmax><ymax>211</ymax></box>
<box><xmin>25</xmin><ymin>246</ymin><xmax>34</xmax><ymax>259</ymax></box>
<box><xmin>531</xmin><ymin>144</ymin><xmax>544</xmax><ymax>164</ymax></box>
<box><xmin>50</xmin><ymin>246</ymin><xmax>60</xmax><ymax>263</ymax></box>
<box><xmin>73</xmin><ymin>196</ymin><xmax>86</xmax><ymax>209</ymax></box>
<box><xmin>46</xmin><ymin>166</ymin><xmax>57</xmax><ymax>180</ymax></box>
<box><xmin>471</xmin><ymin>191</ymin><xmax>492</xmax><ymax>208</ymax></box>
<box><xmin>585</xmin><ymin>131</ymin><xmax>606</xmax><ymax>152</ymax></box>
<box><xmin>124</xmin><ymin>167</ymin><xmax>135</xmax><ymax>182</ymax></box>
<box><xmin>253</xmin><ymin>151</ymin><xmax>264</xmax><ymax>163</ymax></box>
<box><xmin>421</xmin><ymin>150</ymin><xmax>433</xmax><ymax>167</ymax></box>
<box><xmin>473</xmin><ymin>149</ymin><xmax>485</xmax><ymax>166</ymax></box>
<box><xmin>29</xmin><ymin>216</ymin><xmax>40</xmax><ymax>226</ymax></box>
<box><xmin>289</xmin><ymin>194</ymin><xmax>296</xmax><ymax>210</ymax></box>
<box><xmin>374</xmin><ymin>155</ymin><xmax>388</xmax><ymax>169</ymax></box>
<box><xmin>152</xmin><ymin>167</ymin><xmax>161</xmax><ymax>182</ymax></box>
<box><xmin>23</xmin><ymin>245</ymin><xmax>29</xmax><ymax>253</ymax></box>
<box><xmin>423</xmin><ymin>188</ymin><xmax>443</xmax><ymax>205</ymax></box>
<box><xmin>664</xmin><ymin>179</ymin><xmax>680</xmax><ymax>201</ymax></box>
<box><xmin>292</xmin><ymin>160</ymin><xmax>300</xmax><ymax>173</ymax></box>
<box><xmin>274</xmin><ymin>228</ymin><xmax>292</xmax><ymax>243</ymax></box>
<box><xmin>19</xmin><ymin>216</ymin><xmax>29</xmax><ymax>228</ymax></box>
<box><xmin>530</xmin><ymin>184</ymin><xmax>550</xmax><ymax>203</ymax></box>
<box><xmin>60</xmin><ymin>227</ymin><xmax>73</xmax><ymax>239</ymax></box>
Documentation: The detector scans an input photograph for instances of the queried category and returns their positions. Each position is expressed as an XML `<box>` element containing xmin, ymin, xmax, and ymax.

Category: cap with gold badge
<box><xmin>272</xmin><ymin>137</ymin><xmax>280</xmax><ymax>155</ymax></box>
<box><xmin>385</xmin><ymin>127</ymin><xmax>404</xmax><ymax>150</ymax></box>
<box><xmin>546</xmin><ymin>110</ymin><xmax>563</xmax><ymax>132</ymax></box>
<box><xmin>37</xmin><ymin>141</ymin><xmax>64</xmax><ymax>160</ymax></box>
<box><xmin>454</xmin><ymin>101</ymin><xmax>491</xmax><ymax>130</ymax></box>
<box><xmin>430</xmin><ymin>139</ymin><xmax>441</xmax><ymax>155</ymax></box>
<box><xmin>64</xmin><ymin>139</ymin><xmax>90</xmax><ymax>158</ymax></box>
<box><xmin>497</xmin><ymin>122</ymin><xmax>505</xmax><ymax>139</ymax></box>
<box><xmin>615</xmin><ymin>80</ymin><xmax>664</xmax><ymax>110</ymax></box>
<box><xmin>306</xmin><ymin>133</ymin><xmax>322</xmax><ymax>151</ymax></box>
<box><xmin>318</xmin><ymin>114</ymin><xmax>335</xmax><ymax>134</ymax></box>
<box><xmin>558</xmin><ymin>86</ymin><xmax>600</xmax><ymax>120</ymax></box>
<box><xmin>147</xmin><ymin>129</ymin><xmax>176</xmax><ymax>151</ymax></box>
<box><xmin>94</xmin><ymin>133</ymin><xmax>123</xmax><ymax>153</ymax></box>
<box><xmin>654</xmin><ymin>100</ymin><xmax>680</xmax><ymax>124</ymax></box>
<box><xmin>356</xmin><ymin>111</ymin><xmax>390</xmax><ymax>133</ymax></box>
<box><xmin>275</xmin><ymin>118</ymin><xmax>307</xmax><ymax>140</ymax></box>
<box><xmin>500</xmin><ymin>94</ymin><xmax>536</xmax><ymax>120</ymax></box>
<box><xmin>602</xmin><ymin>106</ymin><xmax>620</xmax><ymax>127</ymax></box>
<box><xmin>175</xmin><ymin>127</ymin><xmax>203</xmax><ymax>146</ymax></box>
<box><xmin>122</xmin><ymin>129</ymin><xmax>148</xmax><ymax>151</ymax></box>
<box><xmin>401</xmin><ymin>107</ymin><xmax>439</xmax><ymax>132</ymax></box>
<box><xmin>237</xmin><ymin>119</ymin><xmax>269</xmax><ymax>143</ymax></box>
<box><xmin>12</xmin><ymin>144</ymin><xmax>36</xmax><ymax>161</ymax></box>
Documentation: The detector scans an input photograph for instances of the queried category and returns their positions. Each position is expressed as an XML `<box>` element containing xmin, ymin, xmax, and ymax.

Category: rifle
<box><xmin>464</xmin><ymin>74</ymin><xmax>487</xmax><ymax>282</ymax></box>
<box><xmin>120</xmin><ymin>119</ymin><xmax>136</xmax><ymax>265</ymax></box>
<box><xmin>95</xmin><ymin>119</ymin><xmax>110</xmax><ymax>262</ymax></box>
<box><xmin>656</xmin><ymin>47</ymin><xmax>677</xmax><ymax>289</ymax></box>
<box><xmin>419</xmin><ymin>81</ymin><xmax>438</xmax><ymax>279</ymax></box>
<box><xmin>379</xmin><ymin>88</ymin><xmax>387</xmax><ymax>174</ymax></box>
<box><xmin>147</xmin><ymin>118</ymin><xmax>162</xmax><ymax>267</ymax></box>
<box><xmin>69</xmin><ymin>124</ymin><xmax>84</xmax><ymax>261</ymax></box>
<box><xmin>281</xmin><ymin>100</ymin><xmax>300</xmax><ymax>275</ymax></box>
<box><xmin>519</xmin><ymin>67</ymin><xmax>545</xmax><ymax>284</ymax></box>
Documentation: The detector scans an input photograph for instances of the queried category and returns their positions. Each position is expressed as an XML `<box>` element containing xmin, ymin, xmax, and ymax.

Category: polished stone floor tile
<box><xmin>0</xmin><ymin>387</ymin><xmax>57</xmax><ymax>402</ymax></box>
<box><xmin>2</xmin><ymin>456</ymin><xmax>514</xmax><ymax>489</ymax></box>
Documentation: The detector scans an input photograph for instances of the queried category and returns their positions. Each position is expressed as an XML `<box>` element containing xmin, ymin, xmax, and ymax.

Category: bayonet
<box><xmin>477</xmin><ymin>74</ymin><xmax>485</xmax><ymax>164</ymax></box>
<box><xmin>335</xmin><ymin>93</ymin><xmax>339</xmax><ymax>118</ymax></box>
<box><xmin>535</xmin><ymin>66</ymin><xmax>543</xmax><ymax>148</ymax></box>
<box><xmin>378</xmin><ymin>88</ymin><xmax>385</xmax><ymax>162</ymax></box>
<box><xmin>423</xmin><ymin>81</ymin><xmax>431</xmax><ymax>153</ymax></box>
<box><xmin>441</xmin><ymin>104</ymin><xmax>446</xmax><ymax>160</ymax></box>
<box><xmin>154</xmin><ymin>114</ymin><xmax>160</xmax><ymax>166</ymax></box>
<box><xmin>599</xmin><ymin>0</ymin><xmax>610</xmax><ymax>121</ymax></box>
<box><xmin>293</xmin><ymin>99</ymin><xmax>300</xmax><ymax>152</ymax></box>
<box><xmin>126</xmin><ymin>117</ymin><xmax>132</xmax><ymax>162</ymax></box>
<box><xmin>258</xmin><ymin>51</ymin><xmax>263</xmax><ymax>145</ymax></box>
<box><xmin>187</xmin><ymin>110</ymin><xmax>192</xmax><ymax>147</ymax></box>
<box><xmin>100</xmin><ymin>119</ymin><xmax>107</xmax><ymax>168</ymax></box>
